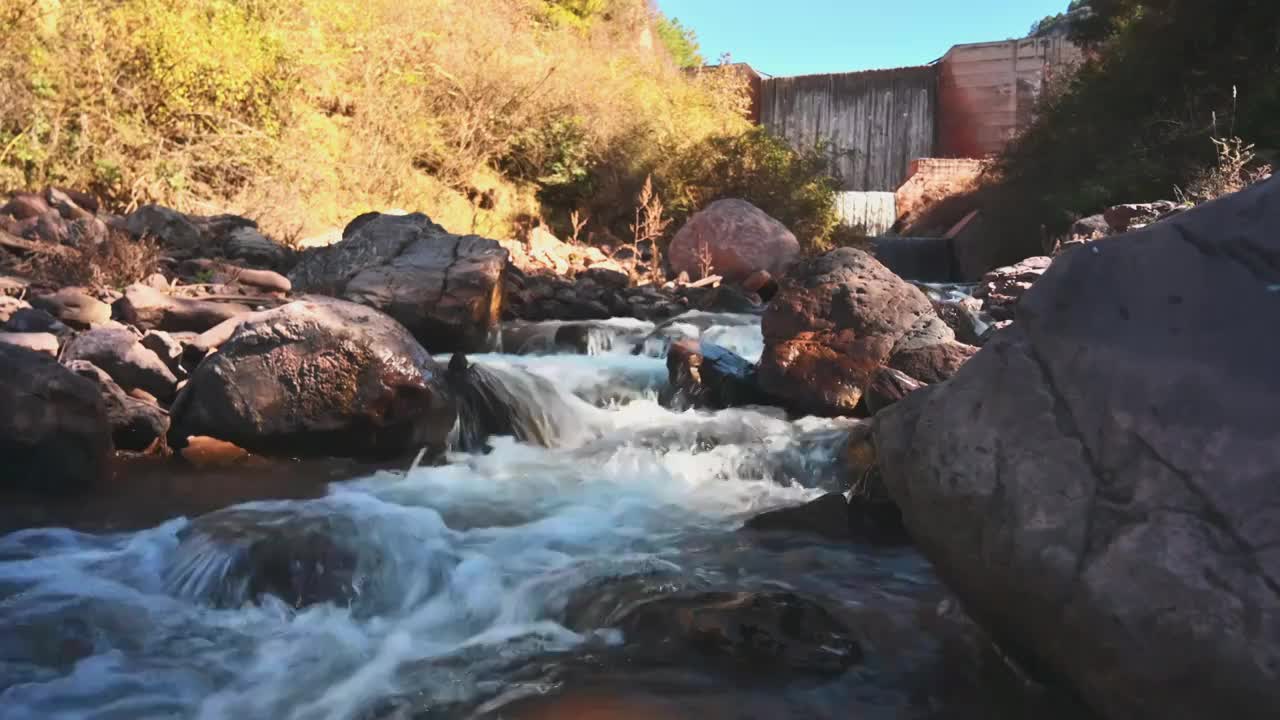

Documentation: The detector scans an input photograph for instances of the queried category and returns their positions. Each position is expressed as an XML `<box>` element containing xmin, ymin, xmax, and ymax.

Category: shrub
<box><xmin>665</xmin><ymin>127</ymin><xmax>843</xmax><ymax>253</ymax></box>
<box><xmin>982</xmin><ymin>0</ymin><xmax>1280</xmax><ymax>262</ymax></box>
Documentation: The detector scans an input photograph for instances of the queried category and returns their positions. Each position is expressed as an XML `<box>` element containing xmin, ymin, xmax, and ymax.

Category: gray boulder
<box><xmin>288</xmin><ymin>213</ymin><xmax>508</xmax><ymax>353</ymax></box>
<box><xmin>874</xmin><ymin>178</ymin><xmax>1280</xmax><ymax>720</ymax></box>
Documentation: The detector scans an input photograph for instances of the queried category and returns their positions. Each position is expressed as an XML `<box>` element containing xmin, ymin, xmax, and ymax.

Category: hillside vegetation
<box><xmin>0</xmin><ymin>0</ymin><xmax>843</xmax><ymax>249</ymax></box>
<box><xmin>985</xmin><ymin>0</ymin><xmax>1280</xmax><ymax>259</ymax></box>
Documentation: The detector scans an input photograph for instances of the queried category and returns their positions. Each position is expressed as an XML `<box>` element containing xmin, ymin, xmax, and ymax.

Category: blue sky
<box><xmin>657</xmin><ymin>0</ymin><xmax>1071</xmax><ymax>77</ymax></box>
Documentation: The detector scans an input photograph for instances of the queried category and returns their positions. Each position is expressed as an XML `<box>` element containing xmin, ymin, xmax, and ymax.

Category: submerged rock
<box><xmin>611</xmin><ymin>590</ymin><xmax>860</xmax><ymax>676</ymax></box>
<box><xmin>874</xmin><ymin>178</ymin><xmax>1280</xmax><ymax>720</ymax></box>
<box><xmin>446</xmin><ymin>354</ymin><xmax>584</xmax><ymax>451</ymax></box>
<box><xmin>0</xmin><ymin>344</ymin><xmax>112</xmax><ymax>494</ymax></box>
<box><xmin>289</xmin><ymin>212</ymin><xmax>508</xmax><ymax>352</ymax></box>
<box><xmin>168</xmin><ymin>298</ymin><xmax>456</xmax><ymax>458</ymax></box>
<box><xmin>166</xmin><ymin>509</ymin><xmax>360</xmax><ymax>609</ymax></box>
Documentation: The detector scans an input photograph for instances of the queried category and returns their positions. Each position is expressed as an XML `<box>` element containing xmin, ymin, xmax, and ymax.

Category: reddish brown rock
<box><xmin>0</xmin><ymin>192</ymin><xmax>51</xmax><ymax>220</ymax></box>
<box><xmin>973</xmin><ymin>256</ymin><xmax>1052</xmax><ymax>321</ymax></box>
<box><xmin>758</xmin><ymin>248</ymin><xmax>938</xmax><ymax>416</ymax></box>
<box><xmin>863</xmin><ymin>366</ymin><xmax>925</xmax><ymax>414</ymax></box>
<box><xmin>668</xmin><ymin>199</ymin><xmax>799</xmax><ymax>283</ymax></box>
<box><xmin>888</xmin><ymin>340</ymin><xmax>978</xmax><ymax>384</ymax></box>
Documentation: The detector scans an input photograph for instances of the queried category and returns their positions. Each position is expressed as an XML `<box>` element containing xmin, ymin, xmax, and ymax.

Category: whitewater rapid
<box><xmin>0</xmin><ymin>312</ymin><xmax>950</xmax><ymax>720</ymax></box>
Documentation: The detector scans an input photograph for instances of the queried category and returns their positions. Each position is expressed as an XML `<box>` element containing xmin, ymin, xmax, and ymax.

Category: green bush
<box><xmin>655</xmin><ymin>16</ymin><xmax>702</xmax><ymax>69</ymax></box>
<box><xmin>665</xmin><ymin>127</ymin><xmax>843</xmax><ymax>253</ymax></box>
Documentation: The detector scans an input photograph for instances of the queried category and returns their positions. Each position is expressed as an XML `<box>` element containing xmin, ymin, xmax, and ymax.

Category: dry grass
<box><xmin>1177</xmin><ymin>136</ymin><xmax>1273</xmax><ymax>205</ymax></box>
<box><xmin>25</xmin><ymin>231</ymin><xmax>163</xmax><ymax>290</ymax></box>
<box><xmin>0</xmin><ymin>0</ymin><xmax>748</xmax><ymax>241</ymax></box>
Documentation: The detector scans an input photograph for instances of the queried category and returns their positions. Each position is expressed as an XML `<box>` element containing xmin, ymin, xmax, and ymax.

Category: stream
<box><xmin>0</xmin><ymin>312</ymin><xmax>1080</xmax><ymax>720</ymax></box>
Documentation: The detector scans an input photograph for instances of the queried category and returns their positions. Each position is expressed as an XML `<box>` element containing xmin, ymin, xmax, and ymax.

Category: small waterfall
<box><xmin>447</xmin><ymin>354</ymin><xmax>599</xmax><ymax>452</ymax></box>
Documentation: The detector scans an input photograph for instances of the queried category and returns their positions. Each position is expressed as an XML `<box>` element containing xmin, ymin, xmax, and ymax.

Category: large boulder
<box><xmin>758</xmin><ymin>248</ymin><xmax>962</xmax><ymax>416</ymax></box>
<box><xmin>288</xmin><ymin>213</ymin><xmax>507</xmax><ymax>352</ymax></box>
<box><xmin>668</xmin><ymin>199</ymin><xmax>800</xmax><ymax>283</ymax></box>
<box><xmin>0</xmin><ymin>344</ymin><xmax>112</xmax><ymax>493</ymax></box>
<box><xmin>874</xmin><ymin>178</ymin><xmax>1280</xmax><ymax>720</ymax></box>
<box><xmin>168</xmin><ymin>298</ymin><xmax>456</xmax><ymax>458</ymax></box>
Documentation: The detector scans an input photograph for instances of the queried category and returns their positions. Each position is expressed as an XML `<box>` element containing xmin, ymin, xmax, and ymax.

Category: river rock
<box><xmin>113</xmin><ymin>283</ymin><xmax>250</xmax><ymax>333</ymax></box>
<box><xmin>757</xmin><ymin>248</ymin><xmax>942</xmax><ymax>416</ymax></box>
<box><xmin>667</xmin><ymin>199</ymin><xmax>800</xmax><ymax>283</ymax></box>
<box><xmin>3</xmin><ymin>307</ymin><xmax>71</xmax><ymax>338</ymax></box>
<box><xmin>973</xmin><ymin>255</ymin><xmax>1052</xmax><ymax>322</ymax></box>
<box><xmin>888</xmin><ymin>340</ymin><xmax>978</xmax><ymax>385</ymax></box>
<box><xmin>29</xmin><ymin>288</ymin><xmax>112</xmax><ymax>329</ymax></box>
<box><xmin>166</xmin><ymin>509</ymin><xmax>359</xmax><ymax>609</ymax></box>
<box><xmin>742</xmin><ymin>493</ymin><xmax>853</xmax><ymax>540</ymax></box>
<box><xmin>873</xmin><ymin>178</ymin><xmax>1280</xmax><ymax>720</ymax></box>
<box><xmin>863</xmin><ymin>367</ymin><xmax>924</xmax><ymax>414</ymax></box>
<box><xmin>61</xmin><ymin>325</ymin><xmax>179</xmax><ymax>402</ymax></box>
<box><xmin>0</xmin><ymin>331</ymin><xmax>59</xmax><ymax>356</ymax></box>
<box><xmin>168</xmin><ymin>298</ymin><xmax>456</xmax><ymax>458</ymax></box>
<box><xmin>124</xmin><ymin>205</ymin><xmax>256</xmax><ymax>253</ymax></box>
<box><xmin>288</xmin><ymin>212</ymin><xmax>508</xmax><ymax>353</ymax></box>
<box><xmin>660</xmin><ymin>339</ymin><xmax>771</xmax><ymax>411</ymax></box>
<box><xmin>140</xmin><ymin>330</ymin><xmax>185</xmax><ymax>377</ymax></box>
<box><xmin>66</xmin><ymin>360</ymin><xmax>168</xmax><ymax>452</ymax></box>
<box><xmin>0</xmin><ymin>344</ymin><xmax>112</xmax><ymax>493</ymax></box>
<box><xmin>610</xmin><ymin>590</ymin><xmax>860</xmax><ymax>675</ymax></box>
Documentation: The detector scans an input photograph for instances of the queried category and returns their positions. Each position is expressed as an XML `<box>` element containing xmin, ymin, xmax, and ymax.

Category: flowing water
<box><xmin>0</xmin><ymin>312</ymin><xmax>1083</xmax><ymax>720</ymax></box>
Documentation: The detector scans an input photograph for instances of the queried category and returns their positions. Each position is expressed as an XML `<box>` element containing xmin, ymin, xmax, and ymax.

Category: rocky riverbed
<box><xmin>1</xmin><ymin>179</ymin><xmax>1277</xmax><ymax>720</ymax></box>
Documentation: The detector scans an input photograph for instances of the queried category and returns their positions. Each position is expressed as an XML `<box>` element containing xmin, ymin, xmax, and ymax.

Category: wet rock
<box><xmin>446</xmin><ymin>354</ymin><xmax>577</xmax><ymax>451</ymax></box>
<box><xmin>289</xmin><ymin>212</ymin><xmax>507</xmax><ymax>353</ymax></box>
<box><xmin>611</xmin><ymin>591</ymin><xmax>860</xmax><ymax>676</ymax></box>
<box><xmin>758</xmin><ymin>248</ymin><xmax>943</xmax><ymax>416</ymax></box>
<box><xmin>0</xmin><ymin>331</ymin><xmax>59</xmax><ymax>356</ymax></box>
<box><xmin>668</xmin><ymin>199</ymin><xmax>800</xmax><ymax>283</ymax></box>
<box><xmin>932</xmin><ymin>295</ymin><xmax>987</xmax><ymax>346</ymax></box>
<box><xmin>0</xmin><ymin>344</ymin><xmax>112</xmax><ymax>494</ymax></box>
<box><xmin>972</xmin><ymin>256</ymin><xmax>1051</xmax><ymax>322</ymax></box>
<box><xmin>874</xmin><ymin>178</ymin><xmax>1280</xmax><ymax>720</ymax></box>
<box><xmin>168</xmin><ymin>298</ymin><xmax>456</xmax><ymax>458</ymax></box>
<box><xmin>66</xmin><ymin>360</ymin><xmax>168</xmax><ymax>452</ymax></box>
<box><xmin>660</xmin><ymin>339</ymin><xmax>771</xmax><ymax>411</ymax></box>
<box><xmin>61</xmin><ymin>325</ymin><xmax>179</xmax><ymax>402</ymax></box>
<box><xmin>166</xmin><ymin>509</ymin><xmax>360</xmax><ymax>609</ymax></box>
<box><xmin>742</xmin><ymin>493</ymin><xmax>853</xmax><ymax>540</ymax></box>
<box><xmin>29</xmin><ymin>288</ymin><xmax>112</xmax><ymax>329</ymax></box>
<box><xmin>113</xmin><ymin>283</ymin><xmax>250</xmax><ymax>333</ymax></box>
<box><xmin>863</xmin><ymin>367</ymin><xmax>924</xmax><ymax>414</ymax></box>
